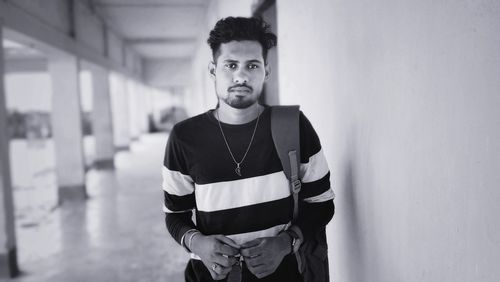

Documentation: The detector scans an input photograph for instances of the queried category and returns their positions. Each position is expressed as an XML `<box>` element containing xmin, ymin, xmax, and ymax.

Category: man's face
<box><xmin>210</xmin><ymin>40</ymin><xmax>268</xmax><ymax>109</ymax></box>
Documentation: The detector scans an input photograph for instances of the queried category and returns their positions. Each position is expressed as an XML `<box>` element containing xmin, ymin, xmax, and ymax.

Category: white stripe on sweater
<box><xmin>300</xmin><ymin>148</ymin><xmax>329</xmax><ymax>183</ymax></box>
<box><xmin>303</xmin><ymin>188</ymin><xmax>335</xmax><ymax>203</ymax></box>
<box><xmin>162</xmin><ymin>166</ymin><xmax>194</xmax><ymax>196</ymax></box>
<box><xmin>195</xmin><ymin>171</ymin><xmax>290</xmax><ymax>212</ymax></box>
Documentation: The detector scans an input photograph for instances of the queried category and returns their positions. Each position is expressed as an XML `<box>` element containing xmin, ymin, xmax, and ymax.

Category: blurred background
<box><xmin>0</xmin><ymin>0</ymin><xmax>499</xmax><ymax>281</ymax></box>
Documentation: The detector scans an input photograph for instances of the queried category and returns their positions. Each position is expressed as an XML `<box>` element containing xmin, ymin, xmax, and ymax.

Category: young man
<box><xmin>163</xmin><ymin>17</ymin><xmax>335</xmax><ymax>281</ymax></box>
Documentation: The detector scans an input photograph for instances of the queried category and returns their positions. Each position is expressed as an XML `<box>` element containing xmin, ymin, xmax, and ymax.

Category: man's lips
<box><xmin>229</xmin><ymin>86</ymin><xmax>252</xmax><ymax>92</ymax></box>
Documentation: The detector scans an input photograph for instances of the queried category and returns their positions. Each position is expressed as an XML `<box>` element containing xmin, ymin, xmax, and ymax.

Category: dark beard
<box><xmin>226</xmin><ymin>98</ymin><xmax>256</xmax><ymax>109</ymax></box>
<box><xmin>224</xmin><ymin>94</ymin><xmax>259</xmax><ymax>109</ymax></box>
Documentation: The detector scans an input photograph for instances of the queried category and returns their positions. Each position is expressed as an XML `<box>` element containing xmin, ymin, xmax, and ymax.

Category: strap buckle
<box><xmin>291</xmin><ymin>179</ymin><xmax>302</xmax><ymax>194</ymax></box>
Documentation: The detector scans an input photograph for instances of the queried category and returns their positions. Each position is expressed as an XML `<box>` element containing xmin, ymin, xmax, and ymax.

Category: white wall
<box><xmin>278</xmin><ymin>0</ymin><xmax>500</xmax><ymax>281</ymax></box>
<box><xmin>259</xmin><ymin>2</ymin><xmax>279</xmax><ymax>106</ymax></box>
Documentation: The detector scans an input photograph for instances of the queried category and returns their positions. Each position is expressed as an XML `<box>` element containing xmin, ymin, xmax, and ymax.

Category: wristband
<box><xmin>187</xmin><ymin>230</ymin><xmax>200</xmax><ymax>252</ymax></box>
<box><xmin>181</xmin><ymin>229</ymin><xmax>198</xmax><ymax>253</ymax></box>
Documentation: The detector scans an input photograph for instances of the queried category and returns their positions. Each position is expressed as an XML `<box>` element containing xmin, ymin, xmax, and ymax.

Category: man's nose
<box><xmin>233</xmin><ymin>69</ymin><xmax>249</xmax><ymax>84</ymax></box>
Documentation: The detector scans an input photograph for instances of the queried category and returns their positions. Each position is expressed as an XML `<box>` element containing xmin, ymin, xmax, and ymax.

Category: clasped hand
<box><xmin>191</xmin><ymin>233</ymin><xmax>290</xmax><ymax>280</ymax></box>
<box><xmin>240</xmin><ymin>233</ymin><xmax>290</xmax><ymax>279</ymax></box>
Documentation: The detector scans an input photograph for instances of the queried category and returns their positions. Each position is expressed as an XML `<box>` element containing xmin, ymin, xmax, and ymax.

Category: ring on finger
<box><xmin>212</xmin><ymin>263</ymin><xmax>219</xmax><ymax>272</ymax></box>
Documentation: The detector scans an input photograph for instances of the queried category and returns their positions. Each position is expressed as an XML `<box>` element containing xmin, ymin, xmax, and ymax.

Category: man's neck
<box><xmin>215</xmin><ymin>103</ymin><xmax>263</xmax><ymax>125</ymax></box>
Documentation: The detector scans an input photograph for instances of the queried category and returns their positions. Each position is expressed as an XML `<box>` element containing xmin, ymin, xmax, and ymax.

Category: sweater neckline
<box><xmin>205</xmin><ymin>105</ymin><xmax>270</xmax><ymax>129</ymax></box>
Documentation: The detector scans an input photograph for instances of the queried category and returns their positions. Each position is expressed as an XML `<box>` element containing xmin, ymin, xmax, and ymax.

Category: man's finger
<box><xmin>245</xmin><ymin>262</ymin><xmax>257</xmax><ymax>276</ymax></box>
<box><xmin>218</xmin><ymin>244</ymin><xmax>239</xmax><ymax>256</ymax></box>
<box><xmin>215</xmin><ymin>235</ymin><xmax>240</xmax><ymax>249</ymax></box>
<box><xmin>209</xmin><ymin>262</ymin><xmax>230</xmax><ymax>276</ymax></box>
<box><xmin>246</xmin><ymin>262</ymin><xmax>269</xmax><ymax>278</ymax></box>
<box><xmin>213</xmin><ymin>254</ymin><xmax>237</xmax><ymax>267</ymax></box>
<box><xmin>202</xmin><ymin>261</ymin><xmax>227</xmax><ymax>280</ymax></box>
<box><xmin>245</xmin><ymin>256</ymin><xmax>265</xmax><ymax>268</ymax></box>
<box><xmin>240</xmin><ymin>244</ymin><xmax>262</xmax><ymax>257</ymax></box>
<box><xmin>240</xmin><ymin>238</ymin><xmax>261</xmax><ymax>249</ymax></box>
<box><xmin>205</xmin><ymin>263</ymin><xmax>224</xmax><ymax>280</ymax></box>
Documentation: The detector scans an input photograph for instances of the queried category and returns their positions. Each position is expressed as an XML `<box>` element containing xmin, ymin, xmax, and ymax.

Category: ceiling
<box><xmin>92</xmin><ymin>0</ymin><xmax>209</xmax><ymax>59</ymax></box>
<box><xmin>3</xmin><ymin>39</ymin><xmax>45</xmax><ymax>60</ymax></box>
<box><xmin>2</xmin><ymin>0</ymin><xmax>212</xmax><ymax>88</ymax></box>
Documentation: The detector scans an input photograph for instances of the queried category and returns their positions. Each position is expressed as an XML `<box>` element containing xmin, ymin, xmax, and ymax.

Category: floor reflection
<box><xmin>4</xmin><ymin>133</ymin><xmax>188</xmax><ymax>282</ymax></box>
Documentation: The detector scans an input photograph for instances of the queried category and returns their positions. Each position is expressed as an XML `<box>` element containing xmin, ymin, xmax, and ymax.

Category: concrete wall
<box><xmin>75</xmin><ymin>0</ymin><xmax>106</xmax><ymax>54</ymax></box>
<box><xmin>257</xmin><ymin>1</ymin><xmax>280</xmax><ymax>106</ymax></box>
<box><xmin>277</xmin><ymin>0</ymin><xmax>500</xmax><ymax>281</ymax></box>
<box><xmin>144</xmin><ymin>58</ymin><xmax>192</xmax><ymax>89</ymax></box>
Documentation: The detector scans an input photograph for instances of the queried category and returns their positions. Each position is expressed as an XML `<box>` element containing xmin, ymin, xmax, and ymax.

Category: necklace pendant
<box><xmin>235</xmin><ymin>164</ymin><xmax>242</xmax><ymax>176</ymax></box>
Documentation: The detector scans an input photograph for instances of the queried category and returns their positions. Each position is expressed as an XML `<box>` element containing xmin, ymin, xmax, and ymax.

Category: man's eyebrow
<box><xmin>246</xmin><ymin>59</ymin><xmax>263</xmax><ymax>64</ymax></box>
<box><xmin>221</xmin><ymin>59</ymin><xmax>263</xmax><ymax>64</ymax></box>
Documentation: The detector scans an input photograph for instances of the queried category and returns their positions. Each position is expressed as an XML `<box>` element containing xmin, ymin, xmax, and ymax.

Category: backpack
<box><xmin>270</xmin><ymin>105</ymin><xmax>330</xmax><ymax>282</ymax></box>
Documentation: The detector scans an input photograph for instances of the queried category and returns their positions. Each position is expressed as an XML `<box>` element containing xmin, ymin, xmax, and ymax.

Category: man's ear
<box><xmin>208</xmin><ymin>61</ymin><xmax>216</xmax><ymax>78</ymax></box>
<box><xmin>264</xmin><ymin>64</ymin><xmax>271</xmax><ymax>81</ymax></box>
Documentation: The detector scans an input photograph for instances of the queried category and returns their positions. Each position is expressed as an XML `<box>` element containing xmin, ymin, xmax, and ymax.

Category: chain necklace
<box><xmin>216</xmin><ymin>108</ymin><xmax>261</xmax><ymax>177</ymax></box>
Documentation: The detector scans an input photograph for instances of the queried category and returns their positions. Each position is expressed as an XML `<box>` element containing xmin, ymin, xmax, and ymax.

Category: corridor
<box><xmin>1</xmin><ymin>0</ymin><xmax>500</xmax><ymax>281</ymax></box>
<box><xmin>1</xmin><ymin>133</ymin><xmax>186</xmax><ymax>282</ymax></box>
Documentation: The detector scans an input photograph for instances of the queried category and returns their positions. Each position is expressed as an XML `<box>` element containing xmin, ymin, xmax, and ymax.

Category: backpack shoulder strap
<box><xmin>270</xmin><ymin>105</ymin><xmax>301</xmax><ymax>221</ymax></box>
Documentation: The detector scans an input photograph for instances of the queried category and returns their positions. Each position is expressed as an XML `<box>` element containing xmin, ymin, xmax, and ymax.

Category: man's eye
<box><xmin>248</xmin><ymin>64</ymin><xmax>258</xmax><ymax>69</ymax></box>
<box><xmin>225</xmin><ymin>63</ymin><xmax>237</xmax><ymax>69</ymax></box>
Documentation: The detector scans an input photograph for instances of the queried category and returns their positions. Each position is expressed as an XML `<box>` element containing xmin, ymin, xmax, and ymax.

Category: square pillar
<box><xmin>138</xmin><ymin>84</ymin><xmax>151</xmax><ymax>134</ymax></box>
<box><xmin>90</xmin><ymin>65</ymin><xmax>115</xmax><ymax>169</ymax></box>
<box><xmin>127</xmin><ymin>79</ymin><xmax>140</xmax><ymax>141</ymax></box>
<box><xmin>0</xmin><ymin>24</ymin><xmax>19</xmax><ymax>278</ymax></box>
<box><xmin>48</xmin><ymin>54</ymin><xmax>87</xmax><ymax>202</ymax></box>
<box><xmin>110</xmin><ymin>73</ymin><xmax>130</xmax><ymax>151</ymax></box>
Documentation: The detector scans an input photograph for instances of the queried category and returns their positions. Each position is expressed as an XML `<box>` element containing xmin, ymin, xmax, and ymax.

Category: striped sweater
<box><xmin>163</xmin><ymin>106</ymin><xmax>335</xmax><ymax>259</ymax></box>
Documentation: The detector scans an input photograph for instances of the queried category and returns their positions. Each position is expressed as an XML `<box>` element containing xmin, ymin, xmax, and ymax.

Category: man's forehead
<box><xmin>216</xmin><ymin>40</ymin><xmax>264</xmax><ymax>62</ymax></box>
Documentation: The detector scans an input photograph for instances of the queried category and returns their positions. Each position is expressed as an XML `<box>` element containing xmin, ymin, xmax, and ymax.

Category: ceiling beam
<box><xmin>93</xmin><ymin>3</ymin><xmax>206</xmax><ymax>8</ymax></box>
<box><xmin>125</xmin><ymin>38</ymin><xmax>196</xmax><ymax>45</ymax></box>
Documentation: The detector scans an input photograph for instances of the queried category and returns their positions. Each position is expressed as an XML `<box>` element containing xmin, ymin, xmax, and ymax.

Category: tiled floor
<box><xmin>2</xmin><ymin>133</ymin><xmax>188</xmax><ymax>282</ymax></box>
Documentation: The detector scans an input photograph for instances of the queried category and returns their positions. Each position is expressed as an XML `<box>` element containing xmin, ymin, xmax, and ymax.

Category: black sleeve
<box><xmin>295</xmin><ymin>200</ymin><xmax>335</xmax><ymax>241</ymax></box>
<box><xmin>165</xmin><ymin>211</ymin><xmax>197</xmax><ymax>245</ymax></box>
<box><xmin>162</xmin><ymin>126</ymin><xmax>197</xmax><ymax>245</ymax></box>
<box><xmin>294</xmin><ymin>111</ymin><xmax>335</xmax><ymax>240</ymax></box>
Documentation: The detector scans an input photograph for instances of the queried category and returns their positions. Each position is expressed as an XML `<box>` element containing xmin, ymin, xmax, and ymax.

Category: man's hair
<box><xmin>207</xmin><ymin>17</ymin><xmax>277</xmax><ymax>62</ymax></box>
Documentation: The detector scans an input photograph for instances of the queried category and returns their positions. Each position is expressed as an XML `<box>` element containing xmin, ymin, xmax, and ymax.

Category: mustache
<box><xmin>228</xmin><ymin>84</ymin><xmax>253</xmax><ymax>92</ymax></box>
